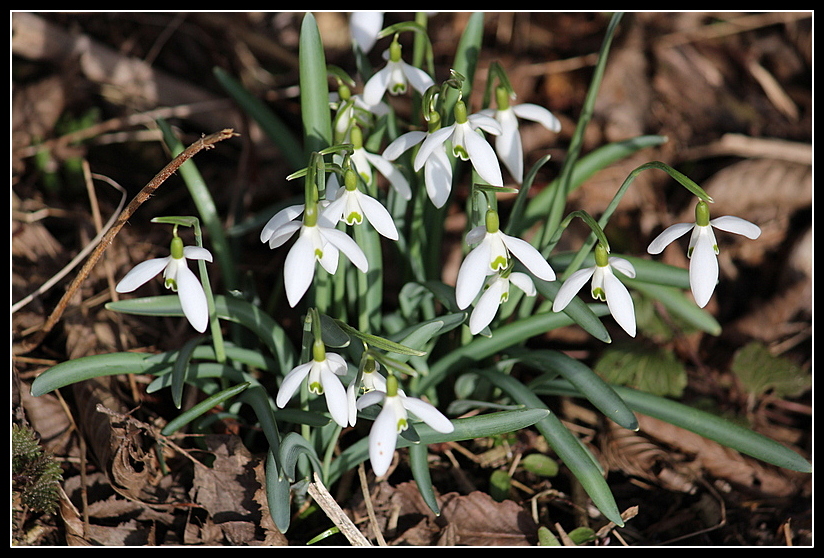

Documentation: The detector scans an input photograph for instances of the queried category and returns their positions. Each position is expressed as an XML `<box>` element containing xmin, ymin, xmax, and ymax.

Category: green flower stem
<box><xmin>558</xmin><ymin>160</ymin><xmax>713</xmax><ymax>280</ymax></box>
<box><xmin>538</xmin><ymin>12</ymin><xmax>623</xmax><ymax>250</ymax></box>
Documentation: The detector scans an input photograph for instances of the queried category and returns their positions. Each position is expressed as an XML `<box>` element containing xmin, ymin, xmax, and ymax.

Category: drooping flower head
<box><xmin>260</xmin><ymin>188</ymin><xmax>368</xmax><ymax>308</ymax></box>
<box><xmin>456</xmin><ymin>209</ymin><xmax>555</xmax><ymax>311</ymax></box>
<box><xmin>647</xmin><ymin>200</ymin><xmax>761</xmax><ymax>308</ymax></box>
<box><xmin>481</xmin><ymin>85</ymin><xmax>561</xmax><ymax>184</ymax></box>
<box><xmin>553</xmin><ymin>243</ymin><xmax>637</xmax><ymax>337</ymax></box>
<box><xmin>116</xmin><ymin>234</ymin><xmax>213</xmax><ymax>333</ymax></box>
<box><xmin>363</xmin><ymin>36</ymin><xmax>434</xmax><ymax>107</ymax></box>
<box><xmin>323</xmin><ymin>167</ymin><xmax>399</xmax><ymax>240</ymax></box>
<box><xmin>414</xmin><ymin>99</ymin><xmax>504</xmax><ymax>187</ymax></box>
<box><xmin>276</xmin><ymin>337</ymin><xmax>350</xmax><ymax>428</ymax></box>
<box><xmin>468</xmin><ymin>266</ymin><xmax>537</xmax><ymax>335</ymax></box>
<box><xmin>357</xmin><ymin>374</ymin><xmax>454</xmax><ymax>477</ymax></box>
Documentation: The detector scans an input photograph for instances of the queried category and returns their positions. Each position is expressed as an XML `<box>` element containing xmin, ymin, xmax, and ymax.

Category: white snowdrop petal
<box><xmin>276</xmin><ymin>362</ymin><xmax>313</xmax><ymax>408</ymax></box>
<box><xmin>647</xmin><ymin>222</ymin><xmax>694</xmax><ymax>254</ymax></box>
<box><xmin>512</xmin><ymin>103</ymin><xmax>562</xmax><ymax>132</ymax></box>
<box><xmin>283</xmin><ymin>234</ymin><xmax>316</xmax><ymax>307</ymax></box>
<box><xmin>320</xmin><ymin>366</ymin><xmax>349</xmax><ymax>428</ymax></box>
<box><xmin>359</xmin><ymin>194</ymin><xmax>399</xmax><ymax>240</ymax></box>
<box><xmin>502</xmin><ymin>234</ymin><xmax>556</xmax><ymax>281</ymax></box>
<box><xmin>363</xmin><ymin>66</ymin><xmax>392</xmax><ymax>106</ymax></box>
<box><xmin>115</xmin><ymin>257</ymin><xmax>170</xmax><ymax>293</ymax></box>
<box><xmin>710</xmin><ymin>215</ymin><xmax>762</xmax><ymax>239</ymax></box>
<box><xmin>469</xmin><ymin>278</ymin><xmax>506</xmax><ymax>335</ymax></box>
<box><xmin>464</xmin><ymin>130</ymin><xmax>503</xmax><ymax>186</ymax></box>
<box><xmin>402</xmin><ymin>397</ymin><xmax>454</xmax><ymax>433</ymax></box>
<box><xmin>260</xmin><ymin>204</ymin><xmax>304</xmax><ymax>243</ymax></box>
<box><xmin>552</xmin><ymin>267</ymin><xmax>595</xmax><ymax>312</ymax></box>
<box><xmin>383</xmin><ymin>131</ymin><xmax>426</xmax><ymax>160</ymax></box>
<box><xmin>414</xmin><ymin>126</ymin><xmax>454</xmax><ymax>172</ymax></box>
<box><xmin>183</xmin><ymin>246</ymin><xmax>213</xmax><ymax>262</ymax></box>
<box><xmin>455</xmin><ymin>243</ymin><xmax>492</xmax><ymax>309</ymax></box>
<box><xmin>608</xmin><ymin>257</ymin><xmax>636</xmax><ymax>279</ymax></box>
<box><xmin>689</xmin><ymin>236</ymin><xmax>719</xmax><ymax>308</ymax></box>
<box><xmin>175</xmin><ymin>264</ymin><xmax>210</xmax><ymax>333</ymax></box>
<box><xmin>603</xmin><ymin>271</ymin><xmax>636</xmax><ymax>337</ymax></box>
<box><xmin>400</xmin><ymin>61</ymin><xmax>435</xmax><ymax>96</ymax></box>
<box><xmin>509</xmin><ymin>272</ymin><xmax>536</xmax><ymax>297</ymax></box>
<box><xmin>424</xmin><ymin>147</ymin><xmax>453</xmax><ymax>208</ymax></box>
<box><xmin>320</xmin><ymin>227</ymin><xmax>369</xmax><ymax>272</ymax></box>
<box><xmin>369</xmin><ymin>405</ymin><xmax>399</xmax><ymax>476</ymax></box>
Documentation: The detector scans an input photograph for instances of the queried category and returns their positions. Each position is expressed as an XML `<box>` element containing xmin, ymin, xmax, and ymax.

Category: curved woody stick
<box><xmin>19</xmin><ymin>128</ymin><xmax>238</xmax><ymax>353</ymax></box>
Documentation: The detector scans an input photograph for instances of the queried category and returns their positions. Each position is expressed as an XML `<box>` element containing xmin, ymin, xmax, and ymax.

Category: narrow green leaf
<box><xmin>106</xmin><ymin>294</ymin><xmax>296</xmax><ymax>374</ymax></box>
<box><xmin>472</xmin><ymin>368</ymin><xmax>624</xmax><ymax>526</ymax></box>
<box><xmin>515</xmin><ymin>349</ymin><xmax>638</xmax><ymax>430</ymax></box>
<box><xmin>30</xmin><ymin>351</ymin><xmax>158</xmax><ymax>396</ymax></box>
<box><xmin>418</xmin><ymin>304</ymin><xmax>611</xmax><ymax>393</ymax></box>
<box><xmin>327</xmin><ymin>408</ymin><xmax>549</xmax><ymax>485</ymax></box>
<box><xmin>299</xmin><ymin>12</ymin><xmax>332</xmax><ymax>155</ymax></box>
<box><xmin>161</xmin><ymin>382</ymin><xmax>251</xmax><ymax>436</ymax></box>
<box><xmin>536</xmin><ymin>379</ymin><xmax>812</xmax><ymax>474</ymax></box>
<box><xmin>265</xmin><ymin>449</ymin><xmax>293</xmax><ymax>533</ymax></box>
<box><xmin>409</xmin><ymin>443</ymin><xmax>440</xmax><ymax>515</ymax></box>
<box><xmin>279</xmin><ymin>432</ymin><xmax>324</xmax><ymax>482</ymax></box>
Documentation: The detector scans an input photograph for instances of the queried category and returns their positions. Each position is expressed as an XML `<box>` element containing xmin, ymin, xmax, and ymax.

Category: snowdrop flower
<box><xmin>414</xmin><ymin>99</ymin><xmax>504</xmax><ymax>187</ymax></box>
<box><xmin>349</xmin><ymin>125</ymin><xmax>412</xmax><ymax>200</ymax></box>
<box><xmin>350</xmin><ymin>11</ymin><xmax>383</xmax><ymax>54</ymax></box>
<box><xmin>357</xmin><ymin>375</ymin><xmax>454</xmax><ymax>477</ymax></box>
<box><xmin>456</xmin><ymin>209</ymin><xmax>556</xmax><ymax>311</ymax></box>
<box><xmin>345</xmin><ymin>354</ymin><xmax>388</xmax><ymax>426</ymax></box>
<box><xmin>116</xmin><ymin>235</ymin><xmax>212</xmax><ymax>333</ymax></box>
<box><xmin>332</xmin><ymin>87</ymin><xmax>389</xmax><ymax>144</ymax></box>
<box><xmin>553</xmin><ymin>243</ymin><xmax>637</xmax><ymax>337</ymax></box>
<box><xmin>324</xmin><ymin>168</ymin><xmax>399</xmax><ymax>240</ymax></box>
<box><xmin>383</xmin><ymin>111</ymin><xmax>453</xmax><ymax>208</ymax></box>
<box><xmin>261</xmin><ymin>200</ymin><xmax>368</xmax><ymax>307</ymax></box>
<box><xmin>481</xmin><ymin>86</ymin><xmax>561</xmax><ymax>184</ymax></box>
<box><xmin>276</xmin><ymin>339</ymin><xmax>350</xmax><ymax>428</ymax></box>
<box><xmin>647</xmin><ymin>200</ymin><xmax>761</xmax><ymax>308</ymax></box>
<box><xmin>468</xmin><ymin>269</ymin><xmax>536</xmax><ymax>335</ymax></box>
<box><xmin>363</xmin><ymin>38</ymin><xmax>434</xmax><ymax>107</ymax></box>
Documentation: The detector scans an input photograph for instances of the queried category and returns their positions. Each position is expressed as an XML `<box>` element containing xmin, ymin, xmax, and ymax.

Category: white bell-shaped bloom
<box><xmin>480</xmin><ymin>86</ymin><xmax>561</xmax><ymax>183</ymax></box>
<box><xmin>552</xmin><ymin>244</ymin><xmax>637</xmax><ymax>337</ymax></box>
<box><xmin>116</xmin><ymin>236</ymin><xmax>213</xmax><ymax>333</ymax></box>
<box><xmin>456</xmin><ymin>210</ymin><xmax>555</xmax><ymax>311</ymax></box>
<box><xmin>414</xmin><ymin>99</ymin><xmax>504</xmax><ymax>187</ymax></box>
<box><xmin>363</xmin><ymin>39</ymin><xmax>434</xmax><ymax>107</ymax></box>
<box><xmin>276</xmin><ymin>340</ymin><xmax>350</xmax><ymax>428</ymax></box>
<box><xmin>324</xmin><ymin>168</ymin><xmax>399</xmax><ymax>240</ymax></box>
<box><xmin>647</xmin><ymin>200</ymin><xmax>761</xmax><ymax>308</ymax></box>
<box><xmin>468</xmin><ymin>270</ymin><xmax>536</xmax><ymax>335</ymax></box>
<box><xmin>384</xmin><ymin>123</ymin><xmax>453</xmax><ymax>208</ymax></box>
<box><xmin>357</xmin><ymin>375</ymin><xmax>453</xmax><ymax>476</ymax></box>
<box><xmin>261</xmin><ymin>201</ymin><xmax>368</xmax><ymax>307</ymax></box>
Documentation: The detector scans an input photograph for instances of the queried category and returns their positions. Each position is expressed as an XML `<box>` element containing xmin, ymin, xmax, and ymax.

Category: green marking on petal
<box><xmin>309</xmin><ymin>381</ymin><xmax>323</xmax><ymax>395</ymax></box>
<box><xmin>164</xmin><ymin>278</ymin><xmax>178</xmax><ymax>292</ymax></box>
<box><xmin>592</xmin><ymin>287</ymin><xmax>606</xmax><ymax>301</ymax></box>
<box><xmin>396</xmin><ymin>418</ymin><xmax>408</xmax><ymax>432</ymax></box>
<box><xmin>315</xmin><ymin>248</ymin><xmax>324</xmax><ymax>259</ymax></box>
<box><xmin>490</xmin><ymin>255</ymin><xmax>508</xmax><ymax>271</ymax></box>
<box><xmin>452</xmin><ymin>144</ymin><xmax>469</xmax><ymax>161</ymax></box>
<box><xmin>345</xmin><ymin>211</ymin><xmax>363</xmax><ymax>225</ymax></box>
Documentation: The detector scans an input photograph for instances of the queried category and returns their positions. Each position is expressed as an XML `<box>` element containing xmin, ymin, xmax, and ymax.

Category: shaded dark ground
<box><xmin>12</xmin><ymin>12</ymin><xmax>812</xmax><ymax>546</ymax></box>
